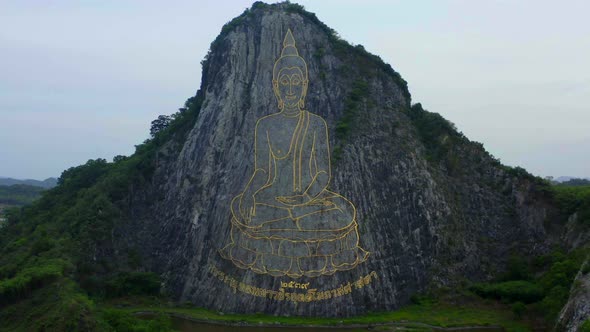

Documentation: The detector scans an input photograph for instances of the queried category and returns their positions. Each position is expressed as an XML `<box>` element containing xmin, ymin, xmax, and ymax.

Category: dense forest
<box><xmin>0</xmin><ymin>184</ymin><xmax>46</xmax><ymax>206</ymax></box>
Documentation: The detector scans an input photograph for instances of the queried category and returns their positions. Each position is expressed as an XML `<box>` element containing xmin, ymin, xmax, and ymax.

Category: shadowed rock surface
<box><xmin>108</xmin><ymin>2</ymin><xmax>560</xmax><ymax>317</ymax></box>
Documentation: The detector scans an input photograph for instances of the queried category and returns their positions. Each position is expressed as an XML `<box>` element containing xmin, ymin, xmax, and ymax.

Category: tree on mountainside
<box><xmin>150</xmin><ymin>115</ymin><xmax>172</xmax><ymax>138</ymax></box>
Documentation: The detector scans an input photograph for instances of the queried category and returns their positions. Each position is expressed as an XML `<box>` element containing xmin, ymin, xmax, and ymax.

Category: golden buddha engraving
<box><xmin>220</xmin><ymin>29</ymin><xmax>369</xmax><ymax>278</ymax></box>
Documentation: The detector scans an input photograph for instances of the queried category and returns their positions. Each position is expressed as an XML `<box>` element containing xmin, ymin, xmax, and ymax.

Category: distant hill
<box><xmin>557</xmin><ymin>178</ymin><xmax>590</xmax><ymax>186</ymax></box>
<box><xmin>0</xmin><ymin>177</ymin><xmax>57</xmax><ymax>189</ymax></box>
<box><xmin>556</xmin><ymin>176</ymin><xmax>590</xmax><ymax>183</ymax></box>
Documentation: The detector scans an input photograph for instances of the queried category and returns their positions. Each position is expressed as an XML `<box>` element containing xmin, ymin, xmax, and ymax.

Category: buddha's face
<box><xmin>275</xmin><ymin>67</ymin><xmax>307</xmax><ymax>109</ymax></box>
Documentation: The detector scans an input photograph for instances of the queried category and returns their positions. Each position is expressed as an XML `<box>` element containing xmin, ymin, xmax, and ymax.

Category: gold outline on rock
<box><xmin>219</xmin><ymin>29</ymin><xmax>369</xmax><ymax>278</ymax></box>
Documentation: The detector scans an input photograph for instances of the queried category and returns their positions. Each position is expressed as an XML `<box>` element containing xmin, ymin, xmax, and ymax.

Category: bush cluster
<box><xmin>0</xmin><ymin>259</ymin><xmax>67</xmax><ymax>304</ymax></box>
<box><xmin>470</xmin><ymin>248</ymin><xmax>588</xmax><ymax>323</ymax></box>
<box><xmin>469</xmin><ymin>280</ymin><xmax>544</xmax><ymax>304</ymax></box>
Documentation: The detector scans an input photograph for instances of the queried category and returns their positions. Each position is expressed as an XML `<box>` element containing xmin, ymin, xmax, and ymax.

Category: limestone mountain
<box><xmin>106</xmin><ymin>2</ymin><xmax>557</xmax><ymax>315</ymax></box>
<box><xmin>1</xmin><ymin>2</ymin><xmax>588</xmax><ymax>331</ymax></box>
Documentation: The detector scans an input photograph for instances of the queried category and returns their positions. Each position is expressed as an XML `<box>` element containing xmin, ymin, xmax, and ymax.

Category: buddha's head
<box><xmin>273</xmin><ymin>29</ymin><xmax>308</xmax><ymax>111</ymax></box>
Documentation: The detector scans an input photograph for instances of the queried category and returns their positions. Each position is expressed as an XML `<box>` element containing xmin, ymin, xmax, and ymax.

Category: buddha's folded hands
<box><xmin>275</xmin><ymin>193</ymin><xmax>311</xmax><ymax>206</ymax></box>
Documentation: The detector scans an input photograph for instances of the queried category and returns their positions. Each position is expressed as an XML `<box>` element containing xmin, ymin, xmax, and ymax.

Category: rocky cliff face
<box><xmin>111</xmin><ymin>3</ymin><xmax>556</xmax><ymax>317</ymax></box>
<box><xmin>557</xmin><ymin>257</ymin><xmax>590</xmax><ymax>331</ymax></box>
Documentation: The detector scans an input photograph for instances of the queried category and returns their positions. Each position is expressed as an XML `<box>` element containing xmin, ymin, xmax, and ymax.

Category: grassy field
<box><xmin>106</xmin><ymin>298</ymin><xmax>532</xmax><ymax>331</ymax></box>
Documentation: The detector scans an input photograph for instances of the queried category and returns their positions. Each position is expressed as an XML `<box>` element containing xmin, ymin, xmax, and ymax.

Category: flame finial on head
<box><xmin>272</xmin><ymin>28</ymin><xmax>308</xmax><ymax>109</ymax></box>
<box><xmin>281</xmin><ymin>29</ymin><xmax>299</xmax><ymax>57</ymax></box>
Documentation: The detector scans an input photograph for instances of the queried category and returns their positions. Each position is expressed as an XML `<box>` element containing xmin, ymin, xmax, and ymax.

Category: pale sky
<box><xmin>1</xmin><ymin>0</ymin><xmax>588</xmax><ymax>180</ymax></box>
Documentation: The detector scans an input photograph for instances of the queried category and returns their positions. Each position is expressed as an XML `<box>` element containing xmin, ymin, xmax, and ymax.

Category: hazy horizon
<box><xmin>1</xmin><ymin>0</ymin><xmax>588</xmax><ymax>180</ymax></box>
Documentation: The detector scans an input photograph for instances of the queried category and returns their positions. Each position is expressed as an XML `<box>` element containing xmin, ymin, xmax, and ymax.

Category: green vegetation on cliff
<box><xmin>333</xmin><ymin>79</ymin><xmax>370</xmax><ymax>161</ymax></box>
<box><xmin>552</xmin><ymin>185</ymin><xmax>590</xmax><ymax>225</ymax></box>
<box><xmin>0</xmin><ymin>92</ymin><xmax>204</xmax><ymax>331</ymax></box>
<box><xmin>406</xmin><ymin>103</ymin><xmax>465</xmax><ymax>163</ymax></box>
<box><xmin>208</xmin><ymin>1</ymin><xmax>410</xmax><ymax>104</ymax></box>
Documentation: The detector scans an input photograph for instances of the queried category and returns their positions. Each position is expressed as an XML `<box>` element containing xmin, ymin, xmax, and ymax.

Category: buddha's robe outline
<box><xmin>242</xmin><ymin>110</ymin><xmax>354</xmax><ymax>232</ymax></box>
<box><xmin>220</xmin><ymin>109</ymin><xmax>369</xmax><ymax>278</ymax></box>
